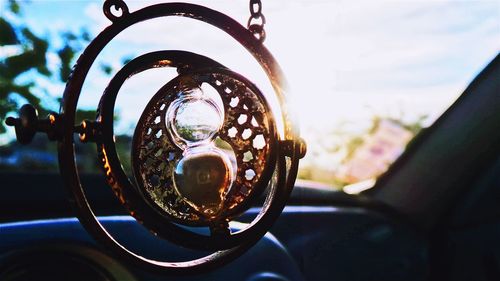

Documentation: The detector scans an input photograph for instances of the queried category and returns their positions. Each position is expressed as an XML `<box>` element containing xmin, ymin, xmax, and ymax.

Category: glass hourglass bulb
<box><xmin>166</xmin><ymin>84</ymin><xmax>223</xmax><ymax>148</ymax></box>
<box><xmin>173</xmin><ymin>146</ymin><xmax>234</xmax><ymax>217</ymax></box>
<box><xmin>166</xmin><ymin>79</ymin><xmax>234</xmax><ymax>218</ymax></box>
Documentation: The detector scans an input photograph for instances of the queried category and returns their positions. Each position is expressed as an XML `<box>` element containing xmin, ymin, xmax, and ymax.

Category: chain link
<box><xmin>247</xmin><ymin>0</ymin><xmax>266</xmax><ymax>43</ymax></box>
<box><xmin>103</xmin><ymin>0</ymin><xmax>267</xmax><ymax>42</ymax></box>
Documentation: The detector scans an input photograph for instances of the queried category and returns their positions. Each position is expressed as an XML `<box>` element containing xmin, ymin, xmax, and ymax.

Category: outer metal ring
<box><xmin>59</xmin><ymin>3</ymin><xmax>300</xmax><ymax>273</ymax></box>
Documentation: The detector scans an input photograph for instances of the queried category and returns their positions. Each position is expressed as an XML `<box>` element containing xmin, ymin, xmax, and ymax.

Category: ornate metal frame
<box><xmin>6</xmin><ymin>1</ymin><xmax>306</xmax><ymax>274</ymax></box>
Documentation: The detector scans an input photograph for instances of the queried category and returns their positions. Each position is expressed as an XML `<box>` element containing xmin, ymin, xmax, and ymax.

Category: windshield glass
<box><xmin>1</xmin><ymin>0</ymin><xmax>498</xmax><ymax>193</ymax></box>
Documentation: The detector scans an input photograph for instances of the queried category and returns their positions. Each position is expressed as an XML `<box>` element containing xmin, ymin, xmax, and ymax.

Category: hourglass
<box><xmin>5</xmin><ymin>2</ymin><xmax>306</xmax><ymax>271</ymax></box>
<box><xmin>131</xmin><ymin>66</ymin><xmax>280</xmax><ymax>228</ymax></box>
<box><xmin>166</xmin><ymin>77</ymin><xmax>234</xmax><ymax>219</ymax></box>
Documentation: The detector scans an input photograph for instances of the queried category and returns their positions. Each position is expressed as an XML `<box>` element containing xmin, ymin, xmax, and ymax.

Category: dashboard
<box><xmin>0</xmin><ymin>173</ymin><xmax>427</xmax><ymax>281</ymax></box>
<box><xmin>1</xmin><ymin>55</ymin><xmax>498</xmax><ymax>281</ymax></box>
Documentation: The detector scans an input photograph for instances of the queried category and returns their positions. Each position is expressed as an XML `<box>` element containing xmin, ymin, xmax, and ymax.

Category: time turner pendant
<box><xmin>7</xmin><ymin>0</ymin><xmax>306</xmax><ymax>273</ymax></box>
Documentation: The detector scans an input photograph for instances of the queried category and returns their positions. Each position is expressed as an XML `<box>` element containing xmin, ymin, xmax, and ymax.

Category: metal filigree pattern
<box><xmin>133</xmin><ymin>69</ymin><xmax>276</xmax><ymax>225</ymax></box>
<box><xmin>208</xmin><ymin>72</ymin><xmax>275</xmax><ymax>213</ymax></box>
<box><xmin>133</xmin><ymin>82</ymin><xmax>197</xmax><ymax>222</ymax></box>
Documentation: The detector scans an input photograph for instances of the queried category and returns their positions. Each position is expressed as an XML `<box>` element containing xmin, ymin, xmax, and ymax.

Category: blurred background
<box><xmin>1</xmin><ymin>0</ymin><xmax>498</xmax><ymax>193</ymax></box>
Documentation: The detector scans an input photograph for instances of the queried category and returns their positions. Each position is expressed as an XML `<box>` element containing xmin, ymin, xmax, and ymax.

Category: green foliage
<box><xmin>342</xmin><ymin>135</ymin><xmax>365</xmax><ymax>163</ymax></box>
<box><xmin>57</xmin><ymin>45</ymin><xmax>75</xmax><ymax>82</ymax></box>
<box><xmin>100</xmin><ymin>63</ymin><xmax>113</xmax><ymax>75</ymax></box>
<box><xmin>121</xmin><ymin>56</ymin><xmax>134</xmax><ymax>65</ymax></box>
<box><xmin>75</xmin><ymin>109</ymin><xmax>98</xmax><ymax>123</ymax></box>
<box><xmin>297</xmin><ymin>115</ymin><xmax>428</xmax><ymax>188</ymax></box>
<box><xmin>0</xmin><ymin>1</ymin><xmax>129</xmax><ymax>174</ymax></box>
<box><xmin>345</xmin><ymin>115</ymin><xmax>427</xmax><ymax>163</ymax></box>
<box><xmin>0</xmin><ymin>18</ymin><xmax>19</xmax><ymax>45</ymax></box>
<box><xmin>0</xmin><ymin>1</ymin><xmax>91</xmax><ymax>134</ymax></box>
<box><xmin>389</xmin><ymin>115</ymin><xmax>428</xmax><ymax>135</ymax></box>
<box><xmin>8</xmin><ymin>0</ymin><xmax>20</xmax><ymax>15</ymax></box>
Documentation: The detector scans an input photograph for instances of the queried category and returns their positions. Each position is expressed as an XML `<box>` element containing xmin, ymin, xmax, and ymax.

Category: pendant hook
<box><xmin>103</xmin><ymin>0</ymin><xmax>129</xmax><ymax>22</ymax></box>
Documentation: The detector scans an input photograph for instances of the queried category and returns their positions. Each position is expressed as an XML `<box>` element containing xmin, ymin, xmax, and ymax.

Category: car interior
<box><xmin>0</xmin><ymin>1</ymin><xmax>499</xmax><ymax>281</ymax></box>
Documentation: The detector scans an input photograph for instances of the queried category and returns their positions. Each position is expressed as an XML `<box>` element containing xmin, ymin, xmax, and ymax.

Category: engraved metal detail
<box><xmin>133</xmin><ymin>69</ymin><xmax>275</xmax><ymax>224</ymax></box>
<box><xmin>134</xmin><ymin>81</ymin><xmax>197</xmax><ymax>221</ymax></box>
<box><xmin>210</xmin><ymin>73</ymin><xmax>273</xmax><ymax>211</ymax></box>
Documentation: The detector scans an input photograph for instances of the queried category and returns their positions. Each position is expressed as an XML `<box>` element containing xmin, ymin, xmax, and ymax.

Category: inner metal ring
<box><xmin>131</xmin><ymin>68</ymin><xmax>277</xmax><ymax>226</ymax></box>
<box><xmin>97</xmin><ymin>50</ymin><xmax>284</xmax><ymax>251</ymax></box>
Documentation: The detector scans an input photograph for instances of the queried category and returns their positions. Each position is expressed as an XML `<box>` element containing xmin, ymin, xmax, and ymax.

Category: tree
<box><xmin>0</xmin><ymin>0</ymin><xmax>95</xmax><ymax>134</ymax></box>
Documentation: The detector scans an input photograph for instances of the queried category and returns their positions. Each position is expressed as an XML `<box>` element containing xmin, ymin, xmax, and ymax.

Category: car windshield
<box><xmin>1</xmin><ymin>0</ymin><xmax>499</xmax><ymax>194</ymax></box>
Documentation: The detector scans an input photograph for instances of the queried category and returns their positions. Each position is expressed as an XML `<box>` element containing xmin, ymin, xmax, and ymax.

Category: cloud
<box><xmin>76</xmin><ymin>0</ymin><xmax>499</xmax><ymax>141</ymax></box>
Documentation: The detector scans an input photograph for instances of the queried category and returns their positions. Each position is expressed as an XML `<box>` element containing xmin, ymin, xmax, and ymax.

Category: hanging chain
<box><xmin>102</xmin><ymin>0</ymin><xmax>267</xmax><ymax>42</ymax></box>
<box><xmin>247</xmin><ymin>0</ymin><xmax>266</xmax><ymax>43</ymax></box>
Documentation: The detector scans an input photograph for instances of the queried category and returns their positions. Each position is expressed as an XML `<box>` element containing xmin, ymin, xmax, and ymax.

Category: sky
<box><xmin>2</xmin><ymin>0</ymin><xmax>499</xmax><ymax>170</ymax></box>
